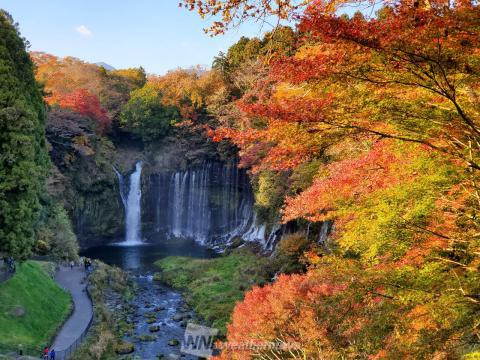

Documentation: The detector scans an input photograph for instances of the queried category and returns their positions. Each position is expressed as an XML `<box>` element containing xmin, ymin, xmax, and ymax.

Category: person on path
<box><xmin>85</xmin><ymin>259</ymin><xmax>92</xmax><ymax>274</ymax></box>
<box><xmin>42</xmin><ymin>346</ymin><xmax>49</xmax><ymax>359</ymax></box>
<box><xmin>49</xmin><ymin>348</ymin><xmax>55</xmax><ymax>360</ymax></box>
<box><xmin>70</xmin><ymin>260</ymin><xmax>74</xmax><ymax>269</ymax></box>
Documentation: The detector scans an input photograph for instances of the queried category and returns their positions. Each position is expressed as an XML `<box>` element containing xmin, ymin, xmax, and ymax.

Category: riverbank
<box><xmin>69</xmin><ymin>261</ymin><xmax>132</xmax><ymax>360</ymax></box>
<box><xmin>70</xmin><ymin>266</ymin><xmax>199</xmax><ymax>359</ymax></box>
<box><xmin>79</xmin><ymin>240</ymin><xmax>218</xmax><ymax>359</ymax></box>
<box><xmin>154</xmin><ymin>247</ymin><xmax>275</xmax><ymax>334</ymax></box>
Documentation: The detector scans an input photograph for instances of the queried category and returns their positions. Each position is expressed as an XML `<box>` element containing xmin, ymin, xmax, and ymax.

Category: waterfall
<box><xmin>115</xmin><ymin>162</ymin><xmax>143</xmax><ymax>246</ymax></box>
<box><xmin>114</xmin><ymin>160</ymin><xmax>277</xmax><ymax>248</ymax></box>
<box><xmin>113</xmin><ymin>167</ymin><xmax>127</xmax><ymax>208</ymax></box>
<box><xmin>165</xmin><ymin>164</ymin><xmax>212</xmax><ymax>243</ymax></box>
<box><xmin>125</xmin><ymin>162</ymin><xmax>143</xmax><ymax>245</ymax></box>
<box><xmin>152</xmin><ymin>161</ymin><xmax>265</xmax><ymax>246</ymax></box>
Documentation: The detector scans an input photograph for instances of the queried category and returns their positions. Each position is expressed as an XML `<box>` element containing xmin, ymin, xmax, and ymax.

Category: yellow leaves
<box><xmin>274</xmin><ymin>82</ymin><xmax>313</xmax><ymax>100</ymax></box>
<box><xmin>304</xmin><ymin>250</ymin><xmax>322</xmax><ymax>266</ymax></box>
<box><xmin>294</xmin><ymin>44</ymin><xmax>327</xmax><ymax>59</ymax></box>
<box><xmin>255</xmin><ymin>171</ymin><xmax>278</xmax><ymax>207</ymax></box>
<box><xmin>148</xmin><ymin>67</ymin><xmax>226</xmax><ymax>112</ymax></box>
<box><xmin>463</xmin><ymin>352</ymin><xmax>480</xmax><ymax>360</ymax></box>
<box><xmin>181</xmin><ymin>0</ymin><xmax>312</xmax><ymax>35</ymax></box>
<box><xmin>408</xmin><ymin>305</ymin><xmax>437</xmax><ymax>332</ymax></box>
<box><xmin>324</xmin><ymin>0</ymin><xmax>338</xmax><ymax>13</ymax></box>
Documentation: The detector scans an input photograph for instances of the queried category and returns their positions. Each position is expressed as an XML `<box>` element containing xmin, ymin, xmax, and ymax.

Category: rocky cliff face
<box><xmin>46</xmin><ymin>110</ymin><xmax>124</xmax><ymax>248</ymax></box>
<box><xmin>47</xmin><ymin>116</ymin><xmax>269</xmax><ymax>250</ymax></box>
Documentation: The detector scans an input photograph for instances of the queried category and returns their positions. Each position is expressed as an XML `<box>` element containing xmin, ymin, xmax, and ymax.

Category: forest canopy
<box><xmin>0</xmin><ymin>11</ymin><xmax>49</xmax><ymax>259</ymax></box>
<box><xmin>179</xmin><ymin>1</ymin><xmax>480</xmax><ymax>358</ymax></box>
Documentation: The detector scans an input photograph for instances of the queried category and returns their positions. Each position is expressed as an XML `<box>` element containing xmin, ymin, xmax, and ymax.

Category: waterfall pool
<box><xmin>82</xmin><ymin>236</ymin><xmax>215</xmax><ymax>271</ymax></box>
<box><xmin>82</xmin><ymin>236</ymin><xmax>216</xmax><ymax>359</ymax></box>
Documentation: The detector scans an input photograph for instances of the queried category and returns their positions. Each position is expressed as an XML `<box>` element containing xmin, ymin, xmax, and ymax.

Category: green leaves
<box><xmin>119</xmin><ymin>84</ymin><xmax>181</xmax><ymax>142</ymax></box>
<box><xmin>0</xmin><ymin>11</ymin><xmax>48</xmax><ymax>259</ymax></box>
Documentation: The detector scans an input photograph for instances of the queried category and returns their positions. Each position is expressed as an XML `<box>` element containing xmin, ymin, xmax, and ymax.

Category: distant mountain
<box><xmin>95</xmin><ymin>62</ymin><xmax>116</xmax><ymax>71</ymax></box>
<box><xmin>187</xmin><ymin>64</ymin><xmax>209</xmax><ymax>75</ymax></box>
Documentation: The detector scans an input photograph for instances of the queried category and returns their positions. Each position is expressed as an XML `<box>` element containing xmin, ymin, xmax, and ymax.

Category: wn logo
<box><xmin>181</xmin><ymin>323</ymin><xmax>219</xmax><ymax>358</ymax></box>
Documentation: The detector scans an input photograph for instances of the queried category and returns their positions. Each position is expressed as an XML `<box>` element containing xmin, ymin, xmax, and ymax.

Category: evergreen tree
<box><xmin>0</xmin><ymin>11</ymin><xmax>49</xmax><ymax>259</ymax></box>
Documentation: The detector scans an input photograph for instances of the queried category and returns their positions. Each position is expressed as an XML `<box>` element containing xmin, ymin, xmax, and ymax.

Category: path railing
<box><xmin>0</xmin><ymin>262</ymin><xmax>96</xmax><ymax>359</ymax></box>
<box><xmin>54</xmin><ymin>271</ymin><xmax>95</xmax><ymax>360</ymax></box>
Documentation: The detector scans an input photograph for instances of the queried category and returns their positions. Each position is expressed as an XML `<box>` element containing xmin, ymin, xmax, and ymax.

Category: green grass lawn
<box><xmin>155</xmin><ymin>248</ymin><xmax>273</xmax><ymax>334</ymax></box>
<box><xmin>0</xmin><ymin>261</ymin><xmax>72</xmax><ymax>354</ymax></box>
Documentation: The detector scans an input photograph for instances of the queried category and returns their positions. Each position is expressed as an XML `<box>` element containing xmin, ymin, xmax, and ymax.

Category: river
<box><xmin>82</xmin><ymin>235</ymin><xmax>215</xmax><ymax>359</ymax></box>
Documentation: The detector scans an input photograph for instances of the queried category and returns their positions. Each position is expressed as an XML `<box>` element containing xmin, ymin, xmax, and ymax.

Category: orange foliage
<box><xmin>283</xmin><ymin>139</ymin><xmax>419</xmax><ymax>222</ymax></box>
<box><xmin>214</xmin><ymin>271</ymin><xmax>347</xmax><ymax>359</ymax></box>
<box><xmin>205</xmin><ymin>2</ymin><xmax>480</xmax><ymax>358</ymax></box>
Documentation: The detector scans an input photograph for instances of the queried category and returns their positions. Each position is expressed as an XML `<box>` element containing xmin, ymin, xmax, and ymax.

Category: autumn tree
<box><xmin>100</xmin><ymin>67</ymin><xmax>146</xmax><ymax>117</ymax></box>
<box><xmin>147</xmin><ymin>68</ymin><xmax>227</xmax><ymax>122</ymax></box>
<box><xmin>180</xmin><ymin>0</ymin><xmax>309</xmax><ymax>35</ymax></box>
<box><xmin>33</xmin><ymin>53</ymin><xmax>145</xmax><ymax>117</ymax></box>
<box><xmin>57</xmin><ymin>89</ymin><xmax>112</xmax><ymax>132</ymax></box>
<box><xmin>189</xmin><ymin>0</ymin><xmax>480</xmax><ymax>358</ymax></box>
<box><xmin>213</xmin><ymin>27</ymin><xmax>297</xmax><ymax>87</ymax></box>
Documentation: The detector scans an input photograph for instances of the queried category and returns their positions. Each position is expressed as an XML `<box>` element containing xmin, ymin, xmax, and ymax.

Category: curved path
<box><xmin>51</xmin><ymin>266</ymin><xmax>93</xmax><ymax>352</ymax></box>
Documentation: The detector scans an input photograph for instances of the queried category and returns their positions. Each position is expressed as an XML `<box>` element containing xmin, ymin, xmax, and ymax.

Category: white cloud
<box><xmin>75</xmin><ymin>25</ymin><xmax>93</xmax><ymax>37</ymax></box>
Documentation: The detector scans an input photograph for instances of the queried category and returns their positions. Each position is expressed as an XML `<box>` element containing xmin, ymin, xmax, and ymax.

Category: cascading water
<box><xmin>115</xmin><ymin>161</ymin><xmax>144</xmax><ymax>245</ymax></box>
<box><xmin>113</xmin><ymin>167</ymin><xmax>127</xmax><ymax>208</ymax></box>
<box><xmin>150</xmin><ymin>161</ymin><xmax>265</xmax><ymax>246</ymax></box>
<box><xmin>168</xmin><ymin>165</ymin><xmax>211</xmax><ymax>241</ymax></box>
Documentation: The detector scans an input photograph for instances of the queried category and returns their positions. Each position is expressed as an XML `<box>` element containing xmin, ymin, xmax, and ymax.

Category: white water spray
<box><xmin>113</xmin><ymin>167</ymin><xmax>127</xmax><ymax>208</ymax></box>
<box><xmin>115</xmin><ymin>162</ymin><xmax>143</xmax><ymax>246</ymax></box>
<box><xmin>125</xmin><ymin>162</ymin><xmax>143</xmax><ymax>245</ymax></box>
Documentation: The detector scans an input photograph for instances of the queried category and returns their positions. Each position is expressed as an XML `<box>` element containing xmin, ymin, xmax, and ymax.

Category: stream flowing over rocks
<box><xmin>83</xmin><ymin>240</ymin><xmax>215</xmax><ymax>359</ymax></box>
<box><xmin>125</xmin><ymin>274</ymin><xmax>197</xmax><ymax>360</ymax></box>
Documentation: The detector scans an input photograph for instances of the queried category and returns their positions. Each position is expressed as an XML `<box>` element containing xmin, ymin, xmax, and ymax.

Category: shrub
<box><xmin>36</xmin><ymin>204</ymin><xmax>79</xmax><ymax>261</ymax></box>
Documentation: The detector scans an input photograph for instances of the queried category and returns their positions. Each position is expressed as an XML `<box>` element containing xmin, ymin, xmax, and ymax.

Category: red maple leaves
<box><xmin>56</xmin><ymin>89</ymin><xmax>111</xmax><ymax>133</ymax></box>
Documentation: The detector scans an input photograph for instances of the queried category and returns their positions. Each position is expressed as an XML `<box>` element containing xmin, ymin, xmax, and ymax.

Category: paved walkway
<box><xmin>51</xmin><ymin>266</ymin><xmax>93</xmax><ymax>352</ymax></box>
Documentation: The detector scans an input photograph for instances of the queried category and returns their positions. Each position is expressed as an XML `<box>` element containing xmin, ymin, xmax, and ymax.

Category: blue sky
<box><xmin>0</xmin><ymin>0</ymin><xmax>273</xmax><ymax>74</ymax></box>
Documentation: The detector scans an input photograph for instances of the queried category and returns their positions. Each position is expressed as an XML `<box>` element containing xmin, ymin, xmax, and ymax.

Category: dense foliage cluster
<box><xmin>32</xmin><ymin>52</ymin><xmax>146</xmax><ymax>133</ymax></box>
<box><xmin>36</xmin><ymin>203</ymin><xmax>79</xmax><ymax>261</ymax></box>
<box><xmin>0</xmin><ymin>11</ymin><xmax>49</xmax><ymax>259</ymax></box>
<box><xmin>119</xmin><ymin>83</ymin><xmax>180</xmax><ymax>142</ymax></box>
<box><xmin>181</xmin><ymin>1</ymin><xmax>480</xmax><ymax>358</ymax></box>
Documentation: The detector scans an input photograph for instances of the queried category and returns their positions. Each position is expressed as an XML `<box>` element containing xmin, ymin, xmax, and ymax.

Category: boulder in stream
<box><xmin>114</xmin><ymin>341</ymin><xmax>135</xmax><ymax>355</ymax></box>
<box><xmin>149</xmin><ymin>325</ymin><xmax>161</xmax><ymax>332</ymax></box>
<box><xmin>168</xmin><ymin>338</ymin><xmax>180</xmax><ymax>346</ymax></box>
<box><xmin>172</xmin><ymin>314</ymin><xmax>183</xmax><ymax>321</ymax></box>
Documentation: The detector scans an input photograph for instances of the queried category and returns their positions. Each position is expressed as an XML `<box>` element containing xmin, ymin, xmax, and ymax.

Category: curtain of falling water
<box><xmin>153</xmin><ymin>161</ymin><xmax>263</xmax><ymax>245</ymax></box>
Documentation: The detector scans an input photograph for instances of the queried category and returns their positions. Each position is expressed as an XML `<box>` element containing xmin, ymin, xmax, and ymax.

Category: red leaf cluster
<box><xmin>56</xmin><ymin>89</ymin><xmax>111</xmax><ymax>133</ymax></box>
